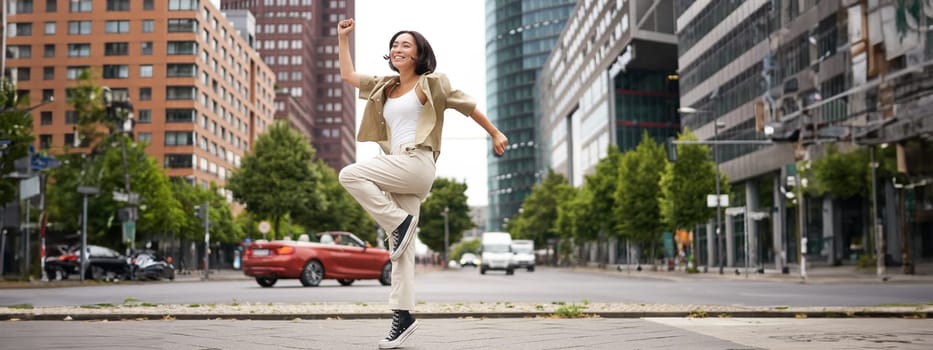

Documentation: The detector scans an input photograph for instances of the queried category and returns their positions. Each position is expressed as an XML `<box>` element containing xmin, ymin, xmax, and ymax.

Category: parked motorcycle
<box><xmin>129</xmin><ymin>250</ymin><xmax>175</xmax><ymax>281</ymax></box>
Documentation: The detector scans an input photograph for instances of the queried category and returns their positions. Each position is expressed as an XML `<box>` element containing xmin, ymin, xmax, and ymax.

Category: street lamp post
<box><xmin>678</xmin><ymin>107</ymin><xmax>727</xmax><ymax>274</ymax></box>
<box><xmin>442</xmin><ymin>206</ymin><xmax>450</xmax><ymax>268</ymax></box>
<box><xmin>77</xmin><ymin>186</ymin><xmax>99</xmax><ymax>282</ymax></box>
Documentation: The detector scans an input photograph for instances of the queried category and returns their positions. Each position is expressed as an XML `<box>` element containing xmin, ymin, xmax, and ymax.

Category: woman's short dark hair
<box><xmin>385</xmin><ymin>30</ymin><xmax>436</xmax><ymax>75</ymax></box>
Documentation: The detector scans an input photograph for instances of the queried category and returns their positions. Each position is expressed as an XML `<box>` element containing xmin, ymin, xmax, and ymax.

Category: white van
<box><xmin>510</xmin><ymin>240</ymin><xmax>535</xmax><ymax>272</ymax></box>
<box><xmin>480</xmin><ymin>232</ymin><xmax>514</xmax><ymax>275</ymax></box>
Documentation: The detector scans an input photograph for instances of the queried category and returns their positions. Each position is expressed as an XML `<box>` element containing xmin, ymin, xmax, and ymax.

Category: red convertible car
<box><xmin>243</xmin><ymin>231</ymin><xmax>391</xmax><ymax>287</ymax></box>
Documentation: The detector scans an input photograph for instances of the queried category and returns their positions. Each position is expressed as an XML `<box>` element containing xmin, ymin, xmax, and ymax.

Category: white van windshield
<box><xmin>483</xmin><ymin>244</ymin><xmax>510</xmax><ymax>253</ymax></box>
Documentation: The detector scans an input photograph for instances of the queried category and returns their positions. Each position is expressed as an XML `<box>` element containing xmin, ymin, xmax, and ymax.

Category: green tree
<box><xmin>449</xmin><ymin>239</ymin><xmax>481</xmax><ymax>261</ymax></box>
<box><xmin>295</xmin><ymin>160</ymin><xmax>377</xmax><ymax>243</ymax></box>
<box><xmin>615</xmin><ymin>132</ymin><xmax>669</xmax><ymax>262</ymax></box>
<box><xmin>419</xmin><ymin>178</ymin><xmax>473</xmax><ymax>253</ymax></box>
<box><xmin>170</xmin><ymin>180</ymin><xmax>242</xmax><ymax>243</ymax></box>
<box><xmin>510</xmin><ymin>170</ymin><xmax>573</xmax><ymax>248</ymax></box>
<box><xmin>659</xmin><ymin>128</ymin><xmax>721</xmax><ymax>232</ymax></box>
<box><xmin>0</xmin><ymin>78</ymin><xmax>35</xmax><ymax>206</ymax></box>
<box><xmin>45</xmin><ymin>73</ymin><xmax>185</xmax><ymax>248</ymax></box>
<box><xmin>226</xmin><ymin>121</ymin><xmax>323</xmax><ymax>239</ymax></box>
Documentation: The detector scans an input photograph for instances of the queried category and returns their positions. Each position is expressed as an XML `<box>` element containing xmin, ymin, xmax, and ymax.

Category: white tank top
<box><xmin>383</xmin><ymin>86</ymin><xmax>423</xmax><ymax>151</ymax></box>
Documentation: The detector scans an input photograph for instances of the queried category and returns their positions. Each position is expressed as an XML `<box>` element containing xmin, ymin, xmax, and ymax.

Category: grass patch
<box><xmin>551</xmin><ymin>301</ymin><xmax>566</xmax><ymax>306</ymax></box>
<box><xmin>123</xmin><ymin>297</ymin><xmax>140</xmax><ymax>304</ymax></box>
<box><xmin>535</xmin><ymin>304</ymin><xmax>545</xmax><ymax>311</ymax></box>
<box><xmin>141</xmin><ymin>303</ymin><xmax>158</xmax><ymax>307</ymax></box>
<box><xmin>687</xmin><ymin>309</ymin><xmax>708</xmax><ymax>318</ymax></box>
<box><xmin>552</xmin><ymin>303</ymin><xmax>587</xmax><ymax>318</ymax></box>
<box><xmin>355</xmin><ymin>302</ymin><xmax>368</xmax><ymax>307</ymax></box>
<box><xmin>188</xmin><ymin>304</ymin><xmax>201</xmax><ymax>308</ymax></box>
<box><xmin>6</xmin><ymin>304</ymin><xmax>33</xmax><ymax>309</ymax></box>
<box><xmin>773</xmin><ymin>306</ymin><xmax>789</xmax><ymax>310</ymax></box>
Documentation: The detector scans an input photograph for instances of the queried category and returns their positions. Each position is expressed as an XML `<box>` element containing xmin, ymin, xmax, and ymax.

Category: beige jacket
<box><xmin>357</xmin><ymin>72</ymin><xmax>476</xmax><ymax>160</ymax></box>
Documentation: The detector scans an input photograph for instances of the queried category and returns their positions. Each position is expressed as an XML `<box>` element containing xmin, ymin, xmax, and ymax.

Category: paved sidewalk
<box><xmin>2</xmin><ymin>317</ymin><xmax>932</xmax><ymax>349</ymax></box>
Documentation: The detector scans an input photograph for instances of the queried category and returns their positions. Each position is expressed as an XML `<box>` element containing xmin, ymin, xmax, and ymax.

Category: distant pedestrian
<box><xmin>336</xmin><ymin>18</ymin><xmax>508</xmax><ymax>349</ymax></box>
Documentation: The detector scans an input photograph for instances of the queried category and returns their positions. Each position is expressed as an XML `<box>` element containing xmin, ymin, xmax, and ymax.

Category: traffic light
<box><xmin>763</xmin><ymin>117</ymin><xmax>800</xmax><ymax>143</ymax></box>
<box><xmin>194</xmin><ymin>205</ymin><xmax>202</xmax><ymax>220</ymax></box>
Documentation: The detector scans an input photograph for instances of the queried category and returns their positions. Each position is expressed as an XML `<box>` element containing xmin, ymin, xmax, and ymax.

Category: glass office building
<box><xmin>485</xmin><ymin>0</ymin><xmax>576</xmax><ymax>231</ymax></box>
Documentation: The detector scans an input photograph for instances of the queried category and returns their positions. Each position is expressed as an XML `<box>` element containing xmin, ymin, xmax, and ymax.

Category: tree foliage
<box><xmin>0</xmin><ymin>78</ymin><xmax>34</xmax><ymax>205</ymax></box>
<box><xmin>226</xmin><ymin>121</ymin><xmax>323</xmax><ymax>239</ymax></box>
<box><xmin>659</xmin><ymin>128</ymin><xmax>721</xmax><ymax>231</ymax></box>
<box><xmin>509</xmin><ymin>170</ymin><xmax>573</xmax><ymax>248</ymax></box>
<box><xmin>615</xmin><ymin>133</ymin><xmax>669</xmax><ymax>259</ymax></box>
<box><xmin>419</xmin><ymin>178</ymin><xmax>473</xmax><ymax>253</ymax></box>
<box><xmin>295</xmin><ymin>160</ymin><xmax>377</xmax><ymax>243</ymax></box>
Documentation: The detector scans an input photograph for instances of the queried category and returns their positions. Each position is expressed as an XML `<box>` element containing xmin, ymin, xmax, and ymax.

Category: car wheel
<box><xmin>89</xmin><ymin>266</ymin><xmax>105</xmax><ymax>280</ymax></box>
<box><xmin>299</xmin><ymin>260</ymin><xmax>324</xmax><ymax>287</ymax></box>
<box><xmin>256</xmin><ymin>276</ymin><xmax>277</xmax><ymax>287</ymax></box>
<box><xmin>480</xmin><ymin>267</ymin><xmax>486</xmax><ymax>275</ymax></box>
<box><xmin>506</xmin><ymin>268</ymin><xmax>514</xmax><ymax>275</ymax></box>
<box><xmin>337</xmin><ymin>279</ymin><xmax>355</xmax><ymax>286</ymax></box>
<box><xmin>379</xmin><ymin>262</ymin><xmax>392</xmax><ymax>286</ymax></box>
<box><xmin>49</xmin><ymin>267</ymin><xmax>67</xmax><ymax>281</ymax></box>
<box><xmin>528</xmin><ymin>266</ymin><xmax>535</xmax><ymax>272</ymax></box>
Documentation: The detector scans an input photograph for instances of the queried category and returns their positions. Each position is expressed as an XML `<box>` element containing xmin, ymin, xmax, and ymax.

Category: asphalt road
<box><xmin>3</xmin><ymin>266</ymin><xmax>932</xmax><ymax>308</ymax></box>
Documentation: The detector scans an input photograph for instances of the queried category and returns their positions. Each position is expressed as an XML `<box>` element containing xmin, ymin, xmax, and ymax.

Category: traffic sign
<box><xmin>258</xmin><ymin>221</ymin><xmax>271</xmax><ymax>234</ymax></box>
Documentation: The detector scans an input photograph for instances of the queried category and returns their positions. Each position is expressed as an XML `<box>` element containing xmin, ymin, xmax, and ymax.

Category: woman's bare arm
<box><xmin>337</xmin><ymin>19</ymin><xmax>361</xmax><ymax>88</ymax></box>
<box><xmin>470</xmin><ymin>108</ymin><xmax>508</xmax><ymax>156</ymax></box>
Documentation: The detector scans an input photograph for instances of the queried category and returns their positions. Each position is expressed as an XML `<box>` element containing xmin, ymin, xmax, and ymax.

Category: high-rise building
<box><xmin>539</xmin><ymin>0</ymin><xmax>679</xmax><ymax>187</ymax></box>
<box><xmin>5</xmin><ymin>0</ymin><xmax>277</xmax><ymax>197</ymax></box>
<box><xmin>485</xmin><ymin>0</ymin><xmax>576</xmax><ymax>231</ymax></box>
<box><xmin>220</xmin><ymin>0</ymin><xmax>356</xmax><ymax>171</ymax></box>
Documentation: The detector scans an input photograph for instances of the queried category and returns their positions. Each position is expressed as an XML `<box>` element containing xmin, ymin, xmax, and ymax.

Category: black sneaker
<box><xmin>389</xmin><ymin>215</ymin><xmax>418</xmax><ymax>261</ymax></box>
<box><xmin>379</xmin><ymin>310</ymin><xmax>419</xmax><ymax>349</ymax></box>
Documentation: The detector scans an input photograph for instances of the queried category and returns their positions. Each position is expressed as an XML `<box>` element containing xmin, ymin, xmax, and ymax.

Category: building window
<box><xmin>105</xmin><ymin>20</ymin><xmax>130</xmax><ymax>34</ymax></box>
<box><xmin>44</xmin><ymin>22</ymin><xmax>55</xmax><ymax>35</ymax></box>
<box><xmin>7</xmin><ymin>45</ymin><xmax>31</xmax><ymax>59</ymax></box>
<box><xmin>168</xmin><ymin>19</ymin><xmax>197</xmax><ymax>33</ymax></box>
<box><xmin>104</xmin><ymin>42</ymin><xmax>129</xmax><ymax>56</ymax></box>
<box><xmin>141</xmin><ymin>42</ymin><xmax>153</xmax><ymax>55</ymax></box>
<box><xmin>67</xmin><ymin>44</ymin><xmax>90</xmax><ymax>57</ymax></box>
<box><xmin>168</xmin><ymin>0</ymin><xmax>198</xmax><ymax>11</ymax></box>
<box><xmin>64</xmin><ymin>133</ymin><xmax>76</xmax><ymax>147</ymax></box>
<box><xmin>137</xmin><ymin>109</ymin><xmax>152</xmax><ymax>124</ymax></box>
<box><xmin>143</xmin><ymin>0</ymin><xmax>154</xmax><ymax>10</ymax></box>
<box><xmin>142</xmin><ymin>20</ymin><xmax>154</xmax><ymax>33</ymax></box>
<box><xmin>45</xmin><ymin>0</ymin><xmax>56</xmax><ymax>12</ymax></box>
<box><xmin>40</xmin><ymin>111</ymin><xmax>52</xmax><ymax>125</ymax></box>
<box><xmin>65</xmin><ymin>111</ymin><xmax>78</xmax><ymax>124</ymax></box>
<box><xmin>165</xmin><ymin>131</ymin><xmax>194</xmax><ymax>146</ymax></box>
<box><xmin>167</xmin><ymin>63</ymin><xmax>197</xmax><ymax>77</ymax></box>
<box><xmin>42</xmin><ymin>89</ymin><xmax>53</xmax><ymax>102</ymax></box>
<box><xmin>66</xmin><ymin>67</ymin><xmax>89</xmax><ymax>80</ymax></box>
<box><xmin>166</xmin><ymin>86</ymin><xmax>196</xmax><ymax>100</ymax></box>
<box><xmin>138</xmin><ymin>133</ymin><xmax>151</xmax><ymax>143</ymax></box>
<box><xmin>164</xmin><ymin>154</ymin><xmax>194</xmax><ymax>168</ymax></box>
<box><xmin>68</xmin><ymin>20</ymin><xmax>91</xmax><ymax>35</ymax></box>
<box><xmin>10</xmin><ymin>23</ymin><xmax>33</xmax><ymax>36</ymax></box>
<box><xmin>139</xmin><ymin>87</ymin><xmax>152</xmax><ymax>101</ymax></box>
<box><xmin>102</xmin><ymin>65</ymin><xmax>129</xmax><ymax>79</ymax></box>
<box><xmin>69</xmin><ymin>0</ymin><xmax>91</xmax><ymax>12</ymax></box>
<box><xmin>43</xmin><ymin>66</ymin><xmax>54</xmax><ymax>80</ymax></box>
<box><xmin>43</xmin><ymin>44</ymin><xmax>54</xmax><ymax>57</ymax></box>
<box><xmin>140</xmin><ymin>65</ymin><xmax>153</xmax><ymax>78</ymax></box>
<box><xmin>106</xmin><ymin>0</ymin><xmax>130</xmax><ymax>11</ymax></box>
<box><xmin>39</xmin><ymin>134</ymin><xmax>52</xmax><ymax>149</ymax></box>
<box><xmin>167</xmin><ymin>41</ymin><xmax>198</xmax><ymax>55</ymax></box>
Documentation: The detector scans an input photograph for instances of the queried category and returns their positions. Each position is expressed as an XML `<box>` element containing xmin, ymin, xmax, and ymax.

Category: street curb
<box><xmin>2</xmin><ymin>310</ymin><xmax>929</xmax><ymax>321</ymax></box>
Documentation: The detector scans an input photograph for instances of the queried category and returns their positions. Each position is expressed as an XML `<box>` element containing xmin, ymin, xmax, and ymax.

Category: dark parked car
<box><xmin>243</xmin><ymin>231</ymin><xmax>391</xmax><ymax>287</ymax></box>
<box><xmin>44</xmin><ymin>245</ymin><xmax>130</xmax><ymax>281</ymax></box>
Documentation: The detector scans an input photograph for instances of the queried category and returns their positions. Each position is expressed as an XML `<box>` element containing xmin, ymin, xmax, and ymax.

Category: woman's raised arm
<box><xmin>337</xmin><ymin>18</ymin><xmax>361</xmax><ymax>89</ymax></box>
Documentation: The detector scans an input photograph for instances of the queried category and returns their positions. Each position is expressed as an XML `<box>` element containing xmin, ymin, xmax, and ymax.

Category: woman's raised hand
<box><xmin>337</xmin><ymin>18</ymin><xmax>354</xmax><ymax>37</ymax></box>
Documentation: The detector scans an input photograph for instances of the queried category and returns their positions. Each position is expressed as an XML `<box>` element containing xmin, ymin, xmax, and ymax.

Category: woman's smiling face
<box><xmin>390</xmin><ymin>33</ymin><xmax>418</xmax><ymax>71</ymax></box>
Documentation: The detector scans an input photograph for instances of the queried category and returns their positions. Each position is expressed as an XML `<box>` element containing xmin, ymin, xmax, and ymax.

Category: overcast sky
<box><xmin>352</xmin><ymin>0</ymin><xmax>490</xmax><ymax>207</ymax></box>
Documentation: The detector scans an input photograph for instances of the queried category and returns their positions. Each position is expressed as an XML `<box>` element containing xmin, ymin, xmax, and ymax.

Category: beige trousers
<box><xmin>338</xmin><ymin>144</ymin><xmax>435</xmax><ymax>310</ymax></box>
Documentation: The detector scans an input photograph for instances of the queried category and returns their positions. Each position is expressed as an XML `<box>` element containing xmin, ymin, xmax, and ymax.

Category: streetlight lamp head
<box><xmin>715</xmin><ymin>121</ymin><xmax>726</xmax><ymax>129</ymax></box>
<box><xmin>764</xmin><ymin>125</ymin><xmax>775</xmax><ymax>136</ymax></box>
<box><xmin>677</xmin><ymin>107</ymin><xmax>698</xmax><ymax>114</ymax></box>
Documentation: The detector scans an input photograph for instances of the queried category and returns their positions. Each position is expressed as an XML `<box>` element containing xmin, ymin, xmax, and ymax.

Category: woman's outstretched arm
<box><xmin>470</xmin><ymin>108</ymin><xmax>508</xmax><ymax>156</ymax></box>
<box><xmin>337</xmin><ymin>18</ymin><xmax>361</xmax><ymax>89</ymax></box>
